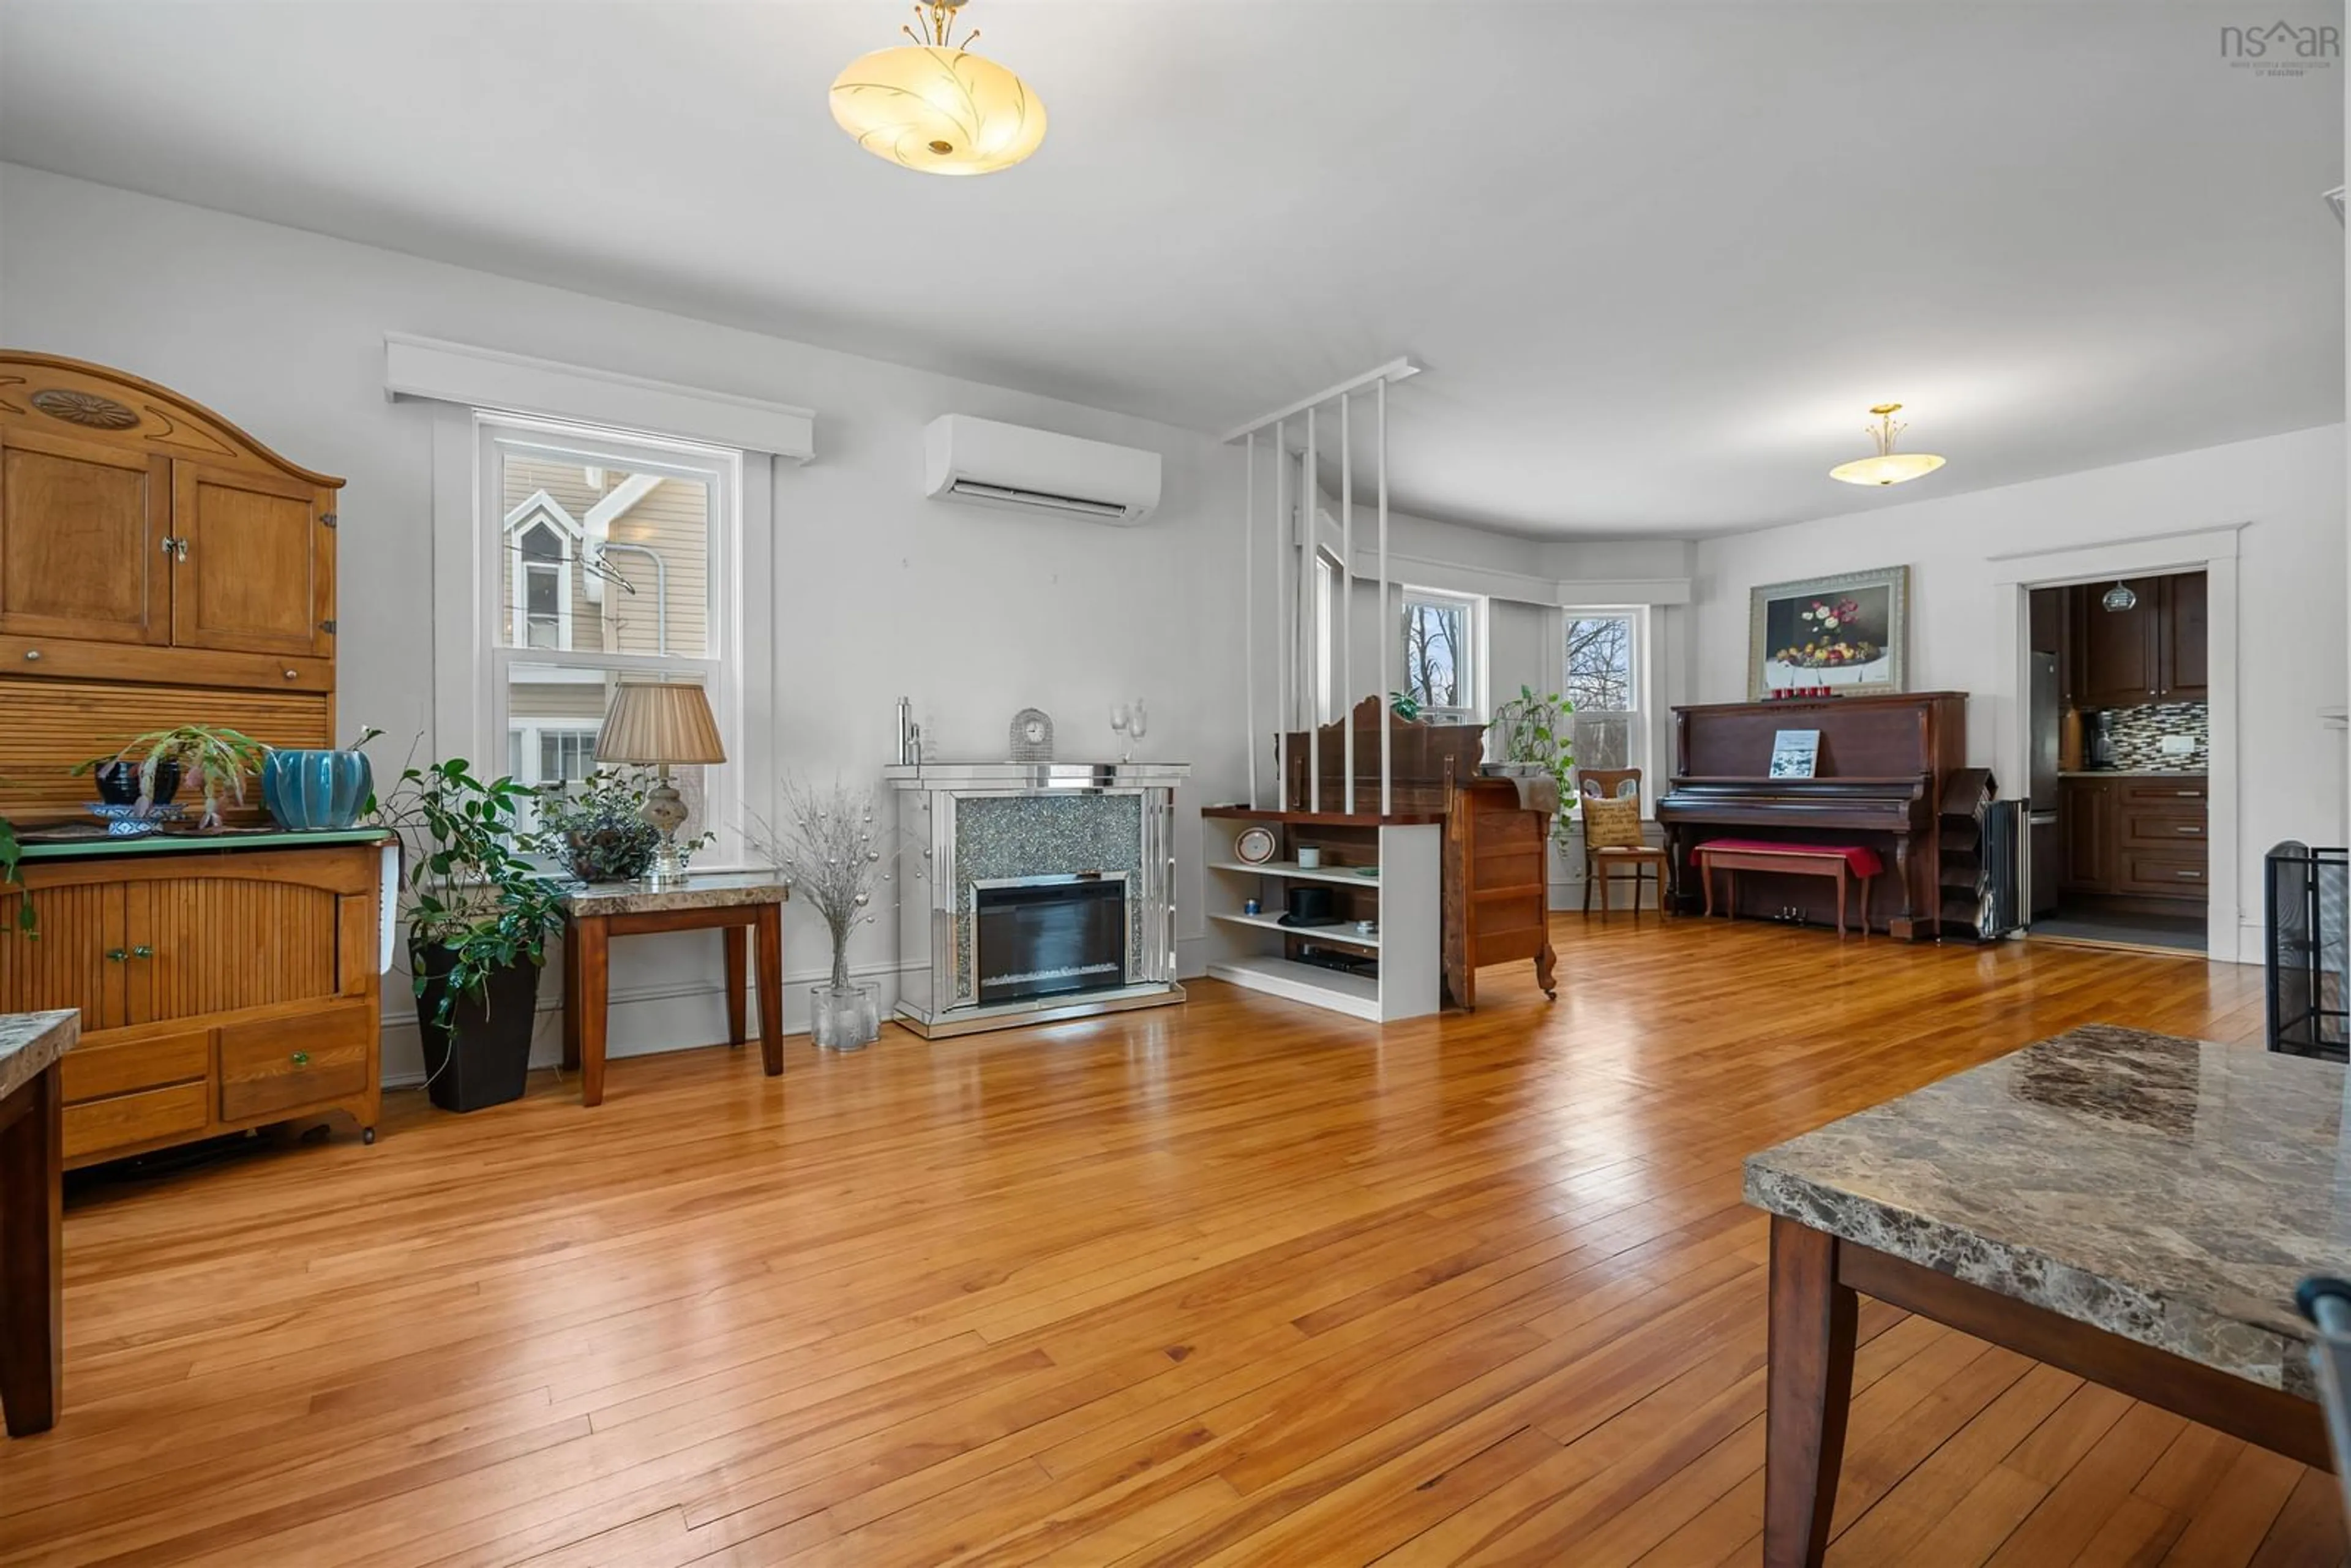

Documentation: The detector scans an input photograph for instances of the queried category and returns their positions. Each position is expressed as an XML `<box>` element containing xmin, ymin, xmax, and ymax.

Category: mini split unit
<box><xmin>923</xmin><ymin>414</ymin><xmax>1162</xmax><ymax>525</ymax></box>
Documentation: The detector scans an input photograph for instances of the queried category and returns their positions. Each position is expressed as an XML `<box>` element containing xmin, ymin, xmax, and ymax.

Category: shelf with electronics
<box><xmin>1201</xmin><ymin>808</ymin><xmax>1442</xmax><ymax>1023</ymax></box>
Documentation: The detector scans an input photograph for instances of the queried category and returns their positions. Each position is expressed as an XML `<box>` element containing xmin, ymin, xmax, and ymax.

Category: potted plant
<box><xmin>1489</xmin><ymin>685</ymin><xmax>1575</xmax><ymax>784</ymax></box>
<box><xmin>0</xmin><ymin>811</ymin><xmax>33</xmax><ymax>937</ymax></box>
<box><xmin>758</xmin><ymin>777</ymin><xmax>893</xmax><ymax>1050</ymax></box>
<box><xmin>76</xmin><ymin>724</ymin><xmax>268</xmax><ymax>828</ymax></box>
<box><xmin>262</xmin><ymin>725</ymin><xmax>382</xmax><ymax>831</ymax></box>
<box><xmin>528</xmin><ymin>768</ymin><xmax>664</xmax><ymax>883</ymax></box>
<box><xmin>375</xmin><ymin>757</ymin><xmax>564</xmax><ymax>1112</ymax></box>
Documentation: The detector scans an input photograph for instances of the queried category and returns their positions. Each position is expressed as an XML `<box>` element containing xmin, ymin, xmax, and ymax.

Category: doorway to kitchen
<box><xmin>2023</xmin><ymin>570</ymin><xmax>2210</xmax><ymax>955</ymax></box>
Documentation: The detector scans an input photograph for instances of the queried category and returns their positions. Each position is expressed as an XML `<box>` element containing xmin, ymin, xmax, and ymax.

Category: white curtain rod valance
<box><xmin>383</xmin><ymin>332</ymin><xmax>816</xmax><ymax>463</ymax></box>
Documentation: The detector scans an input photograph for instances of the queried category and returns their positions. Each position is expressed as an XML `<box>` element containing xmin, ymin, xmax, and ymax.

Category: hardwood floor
<box><xmin>0</xmin><ymin>915</ymin><xmax>2336</xmax><ymax>1566</ymax></box>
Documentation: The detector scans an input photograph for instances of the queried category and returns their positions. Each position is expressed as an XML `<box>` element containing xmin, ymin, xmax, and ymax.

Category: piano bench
<box><xmin>1693</xmin><ymin>840</ymin><xmax>1885</xmax><ymax>939</ymax></box>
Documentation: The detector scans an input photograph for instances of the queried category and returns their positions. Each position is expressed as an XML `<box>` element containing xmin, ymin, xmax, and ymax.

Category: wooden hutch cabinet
<box><xmin>0</xmin><ymin>352</ymin><xmax>380</xmax><ymax>1165</ymax></box>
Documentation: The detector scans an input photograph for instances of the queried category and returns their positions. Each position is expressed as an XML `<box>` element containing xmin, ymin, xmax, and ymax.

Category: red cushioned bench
<box><xmin>1692</xmin><ymin>838</ymin><xmax>1883</xmax><ymax>939</ymax></box>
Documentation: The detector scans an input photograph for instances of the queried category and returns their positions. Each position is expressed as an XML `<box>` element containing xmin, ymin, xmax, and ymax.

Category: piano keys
<box><xmin>1656</xmin><ymin>692</ymin><xmax>1975</xmax><ymax>939</ymax></box>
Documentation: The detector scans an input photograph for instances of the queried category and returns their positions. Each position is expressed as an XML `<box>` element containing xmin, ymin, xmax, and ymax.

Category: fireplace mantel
<box><xmin>885</xmin><ymin>760</ymin><xmax>1190</xmax><ymax>1038</ymax></box>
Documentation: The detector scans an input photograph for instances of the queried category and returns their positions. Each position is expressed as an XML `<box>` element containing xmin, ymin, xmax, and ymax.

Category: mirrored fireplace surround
<box><xmin>885</xmin><ymin>762</ymin><xmax>1190</xmax><ymax>1037</ymax></box>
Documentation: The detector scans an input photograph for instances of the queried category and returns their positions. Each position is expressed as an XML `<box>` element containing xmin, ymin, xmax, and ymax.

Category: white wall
<box><xmin>1690</xmin><ymin>425</ymin><xmax>2349</xmax><ymax>959</ymax></box>
<box><xmin>0</xmin><ymin>163</ymin><xmax>1247</xmax><ymax>1079</ymax></box>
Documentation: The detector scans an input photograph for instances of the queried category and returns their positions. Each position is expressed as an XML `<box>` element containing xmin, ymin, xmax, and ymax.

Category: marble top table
<box><xmin>1744</xmin><ymin>1024</ymin><xmax>2338</xmax><ymax>1568</ymax></box>
<box><xmin>1</xmin><ymin>1008</ymin><xmax>75</xmax><ymax>1438</ymax></box>
<box><xmin>0</xmin><ymin>1010</ymin><xmax>77</xmax><ymax>1104</ymax></box>
<box><xmin>558</xmin><ymin>874</ymin><xmax>787</xmax><ymax>1106</ymax></box>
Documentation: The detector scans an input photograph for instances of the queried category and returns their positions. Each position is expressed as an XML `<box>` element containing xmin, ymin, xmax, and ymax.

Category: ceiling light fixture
<box><xmin>2101</xmin><ymin>581</ymin><xmax>2138</xmax><ymax>612</ymax></box>
<box><xmin>830</xmin><ymin>0</ymin><xmax>1046</xmax><ymax>176</ymax></box>
<box><xmin>1828</xmin><ymin>403</ymin><xmax>1947</xmax><ymax>487</ymax></box>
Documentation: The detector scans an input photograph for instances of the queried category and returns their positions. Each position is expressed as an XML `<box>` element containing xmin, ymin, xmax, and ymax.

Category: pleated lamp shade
<box><xmin>596</xmin><ymin>681</ymin><xmax>726</xmax><ymax>766</ymax></box>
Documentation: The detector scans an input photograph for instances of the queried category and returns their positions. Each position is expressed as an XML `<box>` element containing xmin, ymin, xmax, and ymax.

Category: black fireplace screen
<box><xmin>2267</xmin><ymin>842</ymin><xmax>2348</xmax><ymax>1061</ymax></box>
<box><xmin>975</xmin><ymin>876</ymin><xmax>1128</xmax><ymax>1006</ymax></box>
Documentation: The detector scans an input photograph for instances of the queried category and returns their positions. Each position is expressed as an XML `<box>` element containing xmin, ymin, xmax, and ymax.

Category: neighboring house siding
<box><xmin>509</xmin><ymin>682</ymin><xmax>609</xmax><ymax>721</ymax></box>
<box><xmin>498</xmin><ymin>457</ymin><xmax>710</xmax><ymax>657</ymax></box>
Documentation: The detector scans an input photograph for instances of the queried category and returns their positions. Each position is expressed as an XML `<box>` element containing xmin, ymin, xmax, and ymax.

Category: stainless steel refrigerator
<box><xmin>2027</xmin><ymin>651</ymin><xmax>2061</xmax><ymax>917</ymax></box>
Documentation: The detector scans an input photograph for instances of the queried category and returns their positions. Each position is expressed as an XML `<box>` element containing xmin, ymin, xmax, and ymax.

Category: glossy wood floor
<box><xmin>1</xmin><ymin>916</ymin><xmax>2339</xmax><ymax>1567</ymax></box>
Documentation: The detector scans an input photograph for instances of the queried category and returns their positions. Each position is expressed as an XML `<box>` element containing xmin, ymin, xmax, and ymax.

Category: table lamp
<box><xmin>595</xmin><ymin>680</ymin><xmax>726</xmax><ymax>883</ymax></box>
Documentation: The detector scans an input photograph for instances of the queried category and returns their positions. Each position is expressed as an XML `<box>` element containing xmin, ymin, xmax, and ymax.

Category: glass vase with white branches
<box><xmin>759</xmin><ymin>778</ymin><xmax>894</xmax><ymax>996</ymax></box>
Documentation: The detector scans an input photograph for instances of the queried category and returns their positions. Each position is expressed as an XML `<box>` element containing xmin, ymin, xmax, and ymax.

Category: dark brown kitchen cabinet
<box><xmin>2067</xmin><ymin>571</ymin><xmax>2207</xmax><ymax>708</ymax></box>
<box><xmin>2077</xmin><ymin>579</ymin><xmax>2161</xmax><ymax>707</ymax></box>
<box><xmin>2057</xmin><ymin>774</ymin><xmax>2206</xmax><ymax>905</ymax></box>
<box><xmin>2060</xmin><ymin>777</ymin><xmax>2115</xmax><ymax>891</ymax></box>
<box><xmin>2159</xmin><ymin>572</ymin><xmax>2207</xmax><ymax>701</ymax></box>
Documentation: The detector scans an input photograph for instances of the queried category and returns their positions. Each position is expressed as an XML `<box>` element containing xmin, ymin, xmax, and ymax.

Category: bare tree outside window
<box><xmin>1565</xmin><ymin>612</ymin><xmax>1639</xmax><ymax>775</ymax></box>
<box><xmin>1401</xmin><ymin>591</ymin><xmax>1477</xmax><ymax>721</ymax></box>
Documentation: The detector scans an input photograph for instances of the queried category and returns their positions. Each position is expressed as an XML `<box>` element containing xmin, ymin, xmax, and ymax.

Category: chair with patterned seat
<box><xmin>1579</xmin><ymin>767</ymin><xmax>1671</xmax><ymax>916</ymax></box>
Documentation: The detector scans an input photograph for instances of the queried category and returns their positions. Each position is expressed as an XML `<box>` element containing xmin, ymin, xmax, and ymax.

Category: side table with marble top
<box><xmin>1</xmin><ymin>1009</ymin><xmax>78</xmax><ymax>1438</ymax></box>
<box><xmin>1745</xmin><ymin>1024</ymin><xmax>2343</xmax><ymax>1567</ymax></box>
<box><xmin>560</xmin><ymin>874</ymin><xmax>787</xmax><ymax>1107</ymax></box>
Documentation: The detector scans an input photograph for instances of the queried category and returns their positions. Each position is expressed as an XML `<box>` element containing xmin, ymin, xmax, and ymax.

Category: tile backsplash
<box><xmin>2083</xmin><ymin>701</ymin><xmax>2208</xmax><ymax>771</ymax></box>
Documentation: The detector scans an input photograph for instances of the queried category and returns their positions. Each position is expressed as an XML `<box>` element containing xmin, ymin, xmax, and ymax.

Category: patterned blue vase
<box><xmin>262</xmin><ymin>749</ymin><xmax>374</xmax><ymax>831</ymax></box>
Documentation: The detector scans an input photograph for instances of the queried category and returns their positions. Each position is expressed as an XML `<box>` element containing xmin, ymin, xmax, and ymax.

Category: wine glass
<box><xmin>1109</xmin><ymin>702</ymin><xmax>1131</xmax><ymax>761</ymax></box>
<box><xmin>1126</xmin><ymin>700</ymin><xmax>1148</xmax><ymax>752</ymax></box>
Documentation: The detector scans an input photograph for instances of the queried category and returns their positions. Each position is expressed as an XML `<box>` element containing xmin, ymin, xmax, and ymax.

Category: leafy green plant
<box><xmin>0</xmin><ymin>813</ymin><xmax>33</xmax><ymax>937</ymax></box>
<box><xmin>373</xmin><ymin>757</ymin><xmax>564</xmax><ymax>1035</ymax></box>
<box><xmin>1490</xmin><ymin>685</ymin><xmax>1575</xmax><ymax>788</ymax></box>
<box><xmin>528</xmin><ymin>769</ymin><xmax>664</xmax><ymax>883</ymax></box>
<box><xmin>1388</xmin><ymin>691</ymin><xmax>1424</xmax><ymax>722</ymax></box>
<box><xmin>75</xmin><ymin>724</ymin><xmax>269</xmax><ymax>828</ymax></box>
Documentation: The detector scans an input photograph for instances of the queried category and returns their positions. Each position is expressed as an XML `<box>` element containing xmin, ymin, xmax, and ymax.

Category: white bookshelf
<box><xmin>1201</xmin><ymin>812</ymin><xmax>1442</xmax><ymax>1022</ymax></box>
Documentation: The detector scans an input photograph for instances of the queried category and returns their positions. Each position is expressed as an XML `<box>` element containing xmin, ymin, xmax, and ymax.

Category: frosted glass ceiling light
<box><xmin>2101</xmin><ymin>582</ymin><xmax>2139</xmax><ymax>612</ymax></box>
<box><xmin>1828</xmin><ymin>403</ymin><xmax>1947</xmax><ymax>487</ymax></box>
<box><xmin>831</xmin><ymin>0</ymin><xmax>1046</xmax><ymax>176</ymax></box>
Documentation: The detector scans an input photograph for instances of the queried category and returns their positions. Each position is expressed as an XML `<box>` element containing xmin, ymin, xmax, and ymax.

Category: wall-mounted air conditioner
<box><xmin>923</xmin><ymin>415</ymin><xmax>1161</xmax><ymax>525</ymax></box>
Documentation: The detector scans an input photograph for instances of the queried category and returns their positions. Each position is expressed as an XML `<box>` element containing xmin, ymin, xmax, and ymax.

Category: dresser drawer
<box><xmin>60</xmin><ymin>1027</ymin><xmax>211</xmax><ymax>1104</ymax></box>
<box><xmin>219</xmin><ymin>1002</ymin><xmax>370</xmax><ymax>1122</ymax></box>
<box><xmin>2118</xmin><ymin>852</ymin><xmax>2209</xmax><ymax>897</ymax></box>
<box><xmin>2121</xmin><ymin>811</ymin><xmax>2207</xmax><ymax>850</ymax></box>
<box><xmin>2120</xmin><ymin>779</ymin><xmax>2207</xmax><ymax>806</ymax></box>
<box><xmin>64</xmin><ymin>1081</ymin><xmax>211</xmax><ymax>1161</ymax></box>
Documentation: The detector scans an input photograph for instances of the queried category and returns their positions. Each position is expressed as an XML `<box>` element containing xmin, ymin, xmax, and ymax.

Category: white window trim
<box><xmin>1399</xmin><ymin>584</ymin><xmax>1487</xmax><ymax>723</ymax></box>
<box><xmin>431</xmin><ymin>403</ymin><xmax>771</xmax><ymax>870</ymax></box>
<box><xmin>1562</xmin><ymin>604</ymin><xmax>1653</xmax><ymax>814</ymax></box>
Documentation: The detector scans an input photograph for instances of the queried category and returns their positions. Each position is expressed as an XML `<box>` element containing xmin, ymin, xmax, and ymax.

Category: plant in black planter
<box><xmin>375</xmin><ymin>758</ymin><xmax>564</xmax><ymax>1112</ymax></box>
<box><xmin>528</xmin><ymin>769</ymin><xmax>664</xmax><ymax>883</ymax></box>
<box><xmin>75</xmin><ymin>724</ymin><xmax>265</xmax><ymax>827</ymax></box>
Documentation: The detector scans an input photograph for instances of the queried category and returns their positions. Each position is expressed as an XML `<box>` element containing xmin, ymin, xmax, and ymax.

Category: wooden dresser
<box><xmin>0</xmin><ymin>352</ymin><xmax>381</xmax><ymax>1165</ymax></box>
<box><xmin>4</xmin><ymin>835</ymin><xmax>384</xmax><ymax>1166</ymax></box>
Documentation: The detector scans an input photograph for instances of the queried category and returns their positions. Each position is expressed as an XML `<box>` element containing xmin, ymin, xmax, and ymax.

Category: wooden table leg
<box><xmin>560</xmin><ymin>917</ymin><xmax>581</xmax><ymax>1073</ymax></box>
<box><xmin>724</xmin><ymin>925</ymin><xmax>748</xmax><ymax>1048</ymax></box>
<box><xmin>575</xmin><ymin>916</ymin><xmax>610</xmax><ymax>1107</ymax></box>
<box><xmin>754</xmin><ymin>904</ymin><xmax>784</xmax><ymax>1078</ymax></box>
<box><xmin>1765</xmin><ymin>1215</ymin><xmax>1857</xmax><ymax>1568</ymax></box>
<box><xmin>1835</xmin><ymin>869</ymin><xmax>1848</xmax><ymax>939</ymax></box>
<box><xmin>0</xmin><ymin>1062</ymin><xmax>63</xmax><ymax>1438</ymax></box>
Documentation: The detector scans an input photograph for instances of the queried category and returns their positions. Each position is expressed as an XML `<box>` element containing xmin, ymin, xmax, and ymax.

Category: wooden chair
<box><xmin>1580</xmin><ymin>767</ymin><xmax>1671</xmax><ymax>917</ymax></box>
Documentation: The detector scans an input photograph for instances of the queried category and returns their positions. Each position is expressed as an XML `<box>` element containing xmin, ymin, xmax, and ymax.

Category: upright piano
<box><xmin>1656</xmin><ymin>691</ymin><xmax>1984</xmax><ymax>939</ymax></box>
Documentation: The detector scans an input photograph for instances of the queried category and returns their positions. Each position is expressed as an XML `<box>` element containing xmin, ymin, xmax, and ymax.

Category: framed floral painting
<box><xmin>1746</xmin><ymin>565</ymin><xmax>1911</xmax><ymax>700</ymax></box>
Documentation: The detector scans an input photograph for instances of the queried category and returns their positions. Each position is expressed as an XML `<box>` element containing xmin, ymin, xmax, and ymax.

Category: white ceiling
<box><xmin>2</xmin><ymin>1</ymin><xmax>2342</xmax><ymax>538</ymax></box>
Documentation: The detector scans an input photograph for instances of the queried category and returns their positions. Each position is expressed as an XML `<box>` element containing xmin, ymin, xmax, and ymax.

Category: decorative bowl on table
<box><xmin>261</xmin><ymin>748</ymin><xmax>374</xmax><ymax>831</ymax></box>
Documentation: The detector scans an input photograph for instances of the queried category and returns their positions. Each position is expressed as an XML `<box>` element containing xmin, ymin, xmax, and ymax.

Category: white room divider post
<box><xmin>1378</xmin><ymin>376</ymin><xmax>1392</xmax><ymax>816</ymax></box>
<box><xmin>1223</xmin><ymin>359</ymin><xmax>1420</xmax><ymax>819</ymax></box>
<box><xmin>1341</xmin><ymin>390</ymin><xmax>1355</xmax><ymax>816</ymax></box>
<box><xmin>1243</xmin><ymin>431</ymin><xmax>1258</xmax><ymax>808</ymax></box>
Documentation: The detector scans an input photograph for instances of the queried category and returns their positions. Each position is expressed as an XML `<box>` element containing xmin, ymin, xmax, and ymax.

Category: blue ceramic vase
<box><xmin>262</xmin><ymin>749</ymin><xmax>374</xmax><ymax>831</ymax></box>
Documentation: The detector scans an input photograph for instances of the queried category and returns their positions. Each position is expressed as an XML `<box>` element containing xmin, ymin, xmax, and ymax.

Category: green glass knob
<box><xmin>131</xmin><ymin>945</ymin><xmax>153</xmax><ymax>959</ymax></box>
<box><xmin>290</xmin><ymin>1051</ymin><xmax>311</xmax><ymax>1067</ymax></box>
<box><xmin>103</xmin><ymin>948</ymin><xmax>126</xmax><ymax>962</ymax></box>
